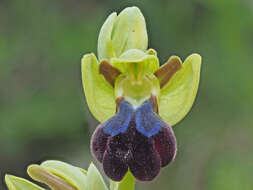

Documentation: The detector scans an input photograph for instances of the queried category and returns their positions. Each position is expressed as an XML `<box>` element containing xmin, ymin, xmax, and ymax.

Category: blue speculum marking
<box><xmin>103</xmin><ymin>99</ymin><xmax>163</xmax><ymax>137</ymax></box>
<box><xmin>135</xmin><ymin>100</ymin><xmax>163</xmax><ymax>137</ymax></box>
<box><xmin>103</xmin><ymin>101</ymin><xmax>134</xmax><ymax>136</ymax></box>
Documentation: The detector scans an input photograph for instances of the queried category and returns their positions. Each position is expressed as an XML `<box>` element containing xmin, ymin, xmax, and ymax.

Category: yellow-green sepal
<box><xmin>81</xmin><ymin>53</ymin><xmax>116</xmax><ymax>123</ymax></box>
<box><xmin>111</xmin><ymin>49</ymin><xmax>159</xmax><ymax>74</ymax></box>
<box><xmin>159</xmin><ymin>53</ymin><xmax>201</xmax><ymax>126</ymax></box>
<box><xmin>5</xmin><ymin>175</ymin><xmax>45</xmax><ymax>190</ymax></box>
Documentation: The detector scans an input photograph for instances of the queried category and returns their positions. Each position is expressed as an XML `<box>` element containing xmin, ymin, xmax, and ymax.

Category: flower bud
<box><xmin>98</xmin><ymin>6</ymin><xmax>148</xmax><ymax>61</ymax></box>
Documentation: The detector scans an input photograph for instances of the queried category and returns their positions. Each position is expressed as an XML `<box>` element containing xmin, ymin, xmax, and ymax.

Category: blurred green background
<box><xmin>1</xmin><ymin>0</ymin><xmax>253</xmax><ymax>189</ymax></box>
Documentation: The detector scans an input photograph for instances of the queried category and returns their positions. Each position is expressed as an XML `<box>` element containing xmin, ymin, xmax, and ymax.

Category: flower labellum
<box><xmin>91</xmin><ymin>98</ymin><xmax>177</xmax><ymax>181</ymax></box>
<box><xmin>81</xmin><ymin>6</ymin><xmax>201</xmax><ymax>181</ymax></box>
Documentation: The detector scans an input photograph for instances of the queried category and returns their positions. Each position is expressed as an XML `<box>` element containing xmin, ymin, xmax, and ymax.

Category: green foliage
<box><xmin>40</xmin><ymin>160</ymin><xmax>88</xmax><ymax>190</ymax></box>
<box><xmin>5</xmin><ymin>161</ymin><xmax>135</xmax><ymax>190</ymax></box>
<box><xmin>5</xmin><ymin>175</ymin><xmax>45</xmax><ymax>190</ymax></box>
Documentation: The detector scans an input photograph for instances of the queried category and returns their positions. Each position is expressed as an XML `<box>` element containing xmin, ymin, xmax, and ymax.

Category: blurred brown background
<box><xmin>0</xmin><ymin>0</ymin><xmax>253</xmax><ymax>189</ymax></box>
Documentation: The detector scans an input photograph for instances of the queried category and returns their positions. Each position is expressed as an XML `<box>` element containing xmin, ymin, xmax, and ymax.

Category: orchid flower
<box><xmin>81</xmin><ymin>6</ymin><xmax>201</xmax><ymax>181</ymax></box>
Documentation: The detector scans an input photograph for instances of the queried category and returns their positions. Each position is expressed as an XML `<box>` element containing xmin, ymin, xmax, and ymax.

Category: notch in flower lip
<box><xmin>81</xmin><ymin>6</ymin><xmax>201</xmax><ymax>182</ymax></box>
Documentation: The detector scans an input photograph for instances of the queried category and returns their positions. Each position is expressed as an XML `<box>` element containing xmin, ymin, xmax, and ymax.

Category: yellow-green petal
<box><xmin>98</xmin><ymin>12</ymin><xmax>117</xmax><ymax>61</ymax></box>
<box><xmin>81</xmin><ymin>53</ymin><xmax>116</xmax><ymax>123</ymax></box>
<box><xmin>111</xmin><ymin>49</ymin><xmax>159</xmax><ymax>74</ymax></box>
<box><xmin>86</xmin><ymin>163</ymin><xmax>108</xmax><ymax>190</ymax></box>
<box><xmin>159</xmin><ymin>53</ymin><xmax>201</xmax><ymax>126</ymax></box>
<box><xmin>40</xmin><ymin>160</ymin><xmax>87</xmax><ymax>190</ymax></box>
<box><xmin>5</xmin><ymin>175</ymin><xmax>45</xmax><ymax>190</ymax></box>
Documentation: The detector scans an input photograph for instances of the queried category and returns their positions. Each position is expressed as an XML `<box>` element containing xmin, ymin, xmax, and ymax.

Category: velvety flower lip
<box><xmin>91</xmin><ymin>98</ymin><xmax>177</xmax><ymax>181</ymax></box>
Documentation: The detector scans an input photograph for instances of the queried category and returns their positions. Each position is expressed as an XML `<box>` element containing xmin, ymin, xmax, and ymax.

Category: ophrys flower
<box><xmin>81</xmin><ymin>6</ymin><xmax>201</xmax><ymax>182</ymax></box>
